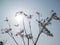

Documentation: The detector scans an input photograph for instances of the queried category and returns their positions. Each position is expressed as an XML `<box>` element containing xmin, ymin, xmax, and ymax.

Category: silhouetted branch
<box><xmin>28</xmin><ymin>21</ymin><xmax>34</xmax><ymax>44</ymax></box>
<box><xmin>8</xmin><ymin>33</ymin><xmax>18</xmax><ymax>45</ymax></box>
<box><xmin>1</xmin><ymin>10</ymin><xmax>60</xmax><ymax>45</ymax></box>
<box><xmin>16</xmin><ymin>30</ymin><xmax>25</xmax><ymax>45</ymax></box>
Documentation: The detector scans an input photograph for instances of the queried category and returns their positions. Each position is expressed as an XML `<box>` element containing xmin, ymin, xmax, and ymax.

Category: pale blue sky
<box><xmin>0</xmin><ymin>0</ymin><xmax>60</xmax><ymax>45</ymax></box>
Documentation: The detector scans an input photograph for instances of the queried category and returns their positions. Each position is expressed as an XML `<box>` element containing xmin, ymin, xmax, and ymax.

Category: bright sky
<box><xmin>0</xmin><ymin>0</ymin><xmax>60</xmax><ymax>45</ymax></box>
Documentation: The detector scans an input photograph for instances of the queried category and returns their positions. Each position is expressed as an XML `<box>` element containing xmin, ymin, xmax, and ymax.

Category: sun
<box><xmin>15</xmin><ymin>12</ymin><xmax>25</xmax><ymax>23</ymax></box>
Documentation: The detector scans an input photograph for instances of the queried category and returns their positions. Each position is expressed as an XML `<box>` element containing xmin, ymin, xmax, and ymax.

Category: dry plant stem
<box><xmin>34</xmin><ymin>28</ymin><xmax>43</xmax><ymax>45</ymax></box>
<box><xmin>34</xmin><ymin>14</ymin><xmax>42</xmax><ymax>45</ymax></box>
<box><xmin>8</xmin><ymin>33</ymin><xmax>18</xmax><ymax>45</ymax></box>
<box><xmin>23</xmin><ymin>19</ymin><xmax>29</xmax><ymax>45</ymax></box>
<box><xmin>21</xmin><ymin>37</ymin><xmax>25</xmax><ymax>45</ymax></box>
<box><xmin>28</xmin><ymin>38</ymin><xmax>29</xmax><ymax>45</ymax></box>
<box><xmin>29</xmin><ymin>21</ymin><xmax>34</xmax><ymax>44</ymax></box>
<box><xmin>34</xmin><ymin>14</ymin><xmax>53</xmax><ymax>45</ymax></box>
<box><xmin>23</xmin><ymin>19</ymin><xmax>27</xmax><ymax>34</ymax></box>
<box><xmin>6</xmin><ymin>20</ymin><xmax>18</xmax><ymax>45</ymax></box>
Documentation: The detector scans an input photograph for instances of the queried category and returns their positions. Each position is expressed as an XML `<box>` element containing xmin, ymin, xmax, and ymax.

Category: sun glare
<box><xmin>15</xmin><ymin>14</ymin><xmax>25</xmax><ymax>23</ymax></box>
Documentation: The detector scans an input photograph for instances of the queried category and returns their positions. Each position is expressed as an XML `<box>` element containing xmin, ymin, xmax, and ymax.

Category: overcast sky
<box><xmin>0</xmin><ymin>0</ymin><xmax>60</xmax><ymax>45</ymax></box>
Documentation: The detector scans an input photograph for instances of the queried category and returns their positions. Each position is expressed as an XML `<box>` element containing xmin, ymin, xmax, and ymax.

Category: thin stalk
<box><xmin>34</xmin><ymin>29</ymin><xmax>43</xmax><ymax>45</ymax></box>
<box><xmin>28</xmin><ymin>38</ymin><xmax>29</xmax><ymax>45</ymax></box>
<box><xmin>6</xmin><ymin>20</ymin><xmax>18</xmax><ymax>45</ymax></box>
<box><xmin>23</xmin><ymin>19</ymin><xmax>27</xmax><ymax>34</ymax></box>
<box><xmin>7</xmin><ymin>21</ymin><xmax>11</xmax><ymax>29</ymax></box>
<box><xmin>29</xmin><ymin>21</ymin><xmax>34</xmax><ymax>44</ymax></box>
<box><xmin>21</xmin><ymin>37</ymin><xmax>25</xmax><ymax>45</ymax></box>
<box><xmin>34</xmin><ymin>13</ymin><xmax>42</xmax><ymax>45</ymax></box>
<box><xmin>23</xmin><ymin>20</ymin><xmax>29</xmax><ymax>45</ymax></box>
<box><xmin>23</xmin><ymin>19</ymin><xmax>29</xmax><ymax>45</ymax></box>
<box><xmin>34</xmin><ymin>14</ymin><xmax>53</xmax><ymax>45</ymax></box>
<box><xmin>8</xmin><ymin>33</ymin><xmax>18</xmax><ymax>45</ymax></box>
